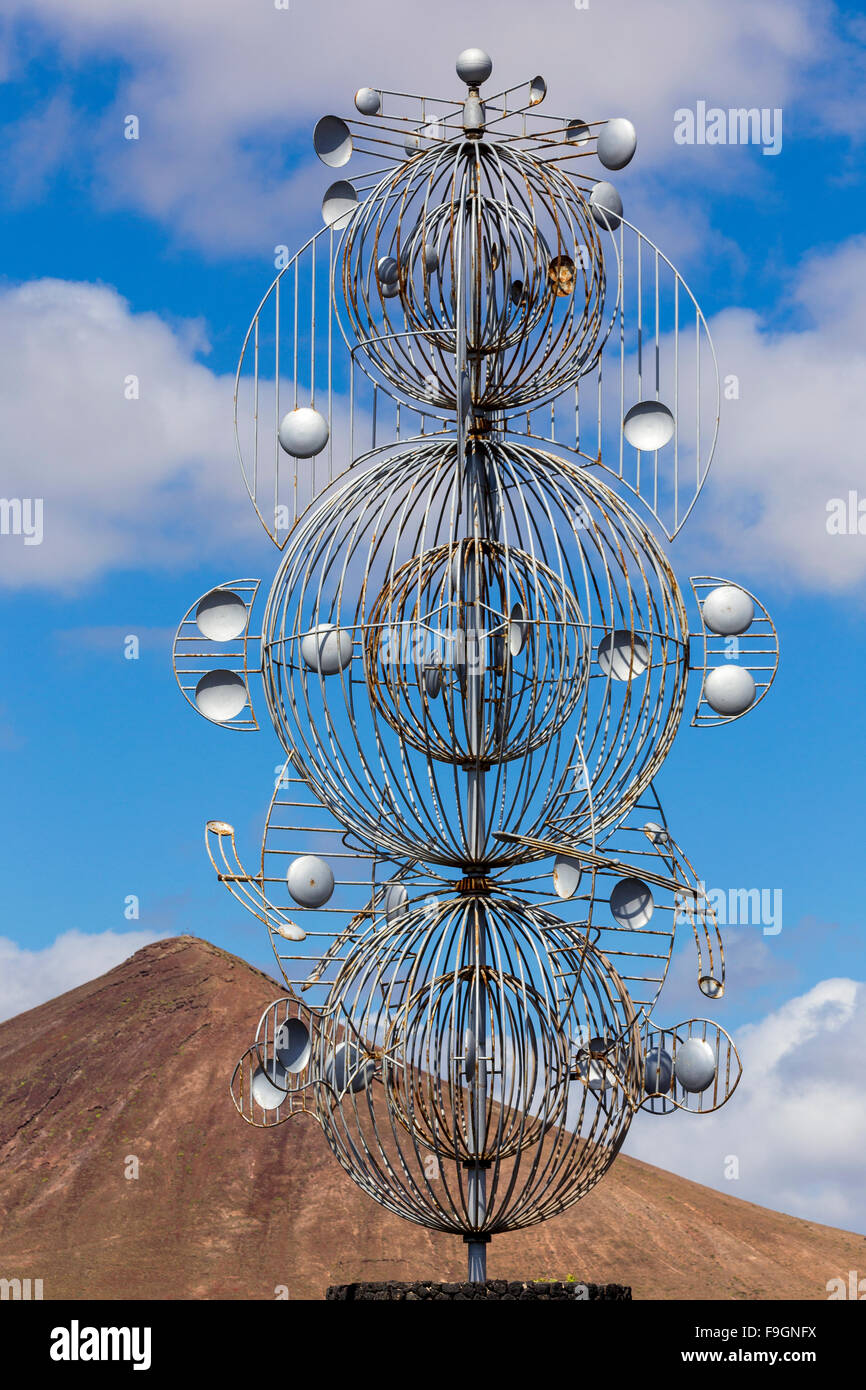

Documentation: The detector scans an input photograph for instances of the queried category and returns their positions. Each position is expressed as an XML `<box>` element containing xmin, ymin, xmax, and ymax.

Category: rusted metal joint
<box><xmin>456</xmin><ymin>876</ymin><xmax>494</xmax><ymax>896</ymax></box>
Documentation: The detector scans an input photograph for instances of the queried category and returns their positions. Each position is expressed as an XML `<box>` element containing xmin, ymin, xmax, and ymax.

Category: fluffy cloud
<box><xmin>1</xmin><ymin>234</ymin><xmax>864</xmax><ymax>594</ymax></box>
<box><xmin>0</xmin><ymin>929</ymin><xmax>167</xmax><ymax>1022</ymax></box>
<box><xmin>0</xmin><ymin>0</ymin><xmax>847</xmax><ymax>251</ymax></box>
<box><xmin>675</xmin><ymin>237</ymin><xmax>866</xmax><ymax>591</ymax></box>
<box><xmin>626</xmin><ymin>977</ymin><xmax>866</xmax><ymax>1233</ymax></box>
<box><xmin>0</xmin><ymin>278</ymin><xmax>254</xmax><ymax>589</ymax></box>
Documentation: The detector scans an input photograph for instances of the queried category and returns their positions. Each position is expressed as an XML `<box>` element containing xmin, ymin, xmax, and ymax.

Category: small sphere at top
<box><xmin>456</xmin><ymin>47</ymin><xmax>493</xmax><ymax>86</ymax></box>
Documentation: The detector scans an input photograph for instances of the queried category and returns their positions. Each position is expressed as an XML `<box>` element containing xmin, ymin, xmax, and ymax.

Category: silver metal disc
<box><xmin>610</xmin><ymin>876</ymin><xmax>654</xmax><ymax>929</ymax></box>
<box><xmin>589</xmin><ymin>181</ymin><xmax>623</xmax><ymax>230</ymax></box>
<box><xmin>597</xmin><ymin>630</ymin><xmax>650</xmax><ymax>680</ymax></box>
<box><xmin>423</xmin><ymin>659</ymin><xmax>442</xmax><ymax>698</ymax></box>
<box><xmin>675</xmin><ymin>1038</ymin><xmax>717</xmax><ymax>1093</ymax></box>
<box><xmin>644</xmin><ymin>1046</ymin><xmax>673</xmax><ymax>1094</ymax></box>
<box><xmin>300</xmin><ymin>622</ymin><xmax>353</xmax><ymax>674</ymax></box>
<box><xmin>463</xmin><ymin>1028</ymin><xmax>477</xmax><ymax>1083</ymax></box>
<box><xmin>286</xmin><ymin>854</ymin><xmax>335</xmax><ymax>908</ymax></box>
<box><xmin>194</xmin><ymin>669</ymin><xmax>247</xmax><ymax>721</ymax></box>
<box><xmin>195</xmin><ymin>588</ymin><xmax>247</xmax><ymax>642</ymax></box>
<box><xmin>597</xmin><ymin>117</ymin><xmax>637</xmax><ymax>170</ymax></box>
<box><xmin>623</xmin><ymin>400</ymin><xmax>675</xmax><ymax>451</ymax></box>
<box><xmin>509</xmin><ymin>602</ymin><xmax>528</xmax><ymax>656</ymax></box>
<box><xmin>702</xmin><ymin>585</ymin><xmax>755</xmax><ymax>636</ymax></box>
<box><xmin>278</xmin><ymin>406</ymin><xmax>329</xmax><ymax>458</ymax></box>
<box><xmin>322</xmin><ymin>179</ymin><xmax>358</xmax><ymax>229</ymax></box>
<box><xmin>313</xmin><ymin>115</ymin><xmax>353</xmax><ymax>168</ymax></box>
<box><xmin>276</xmin><ymin>1018</ymin><xmax>312</xmax><ymax>1073</ymax></box>
<box><xmin>566</xmin><ymin>118</ymin><xmax>590</xmax><ymax>146</ymax></box>
<box><xmin>325</xmin><ymin>1041</ymin><xmax>375</xmax><ymax>1094</ymax></box>
<box><xmin>251</xmin><ymin>1064</ymin><xmax>288</xmax><ymax>1110</ymax></box>
<box><xmin>703</xmin><ymin>665</ymin><xmax>756</xmax><ymax>715</ymax></box>
<box><xmin>354</xmin><ymin>87</ymin><xmax>381</xmax><ymax>116</ymax></box>
<box><xmin>552</xmin><ymin>853</ymin><xmax>582</xmax><ymax>900</ymax></box>
<box><xmin>384</xmin><ymin>881</ymin><xmax>409</xmax><ymax>924</ymax></box>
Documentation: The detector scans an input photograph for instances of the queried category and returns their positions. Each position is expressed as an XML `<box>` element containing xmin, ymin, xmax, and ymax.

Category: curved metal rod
<box><xmin>205</xmin><ymin>819</ymin><xmax>306</xmax><ymax>940</ymax></box>
<box><xmin>639</xmin><ymin>1016</ymin><xmax>742</xmax><ymax>1115</ymax></box>
<box><xmin>172</xmin><ymin>578</ymin><xmax>261</xmax><ymax>730</ymax></box>
<box><xmin>689</xmin><ymin>575</ymin><xmax>780</xmax><ymax>726</ymax></box>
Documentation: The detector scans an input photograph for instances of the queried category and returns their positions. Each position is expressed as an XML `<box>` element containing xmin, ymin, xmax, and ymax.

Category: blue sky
<box><xmin>1</xmin><ymin>0</ymin><xmax>865</xmax><ymax>1239</ymax></box>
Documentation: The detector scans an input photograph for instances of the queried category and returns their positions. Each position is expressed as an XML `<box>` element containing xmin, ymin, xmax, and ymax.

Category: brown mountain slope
<box><xmin>0</xmin><ymin>935</ymin><xmax>859</xmax><ymax>1300</ymax></box>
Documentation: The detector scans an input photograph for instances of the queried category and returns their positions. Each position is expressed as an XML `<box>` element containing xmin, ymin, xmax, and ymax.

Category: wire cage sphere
<box><xmin>260</xmin><ymin>439</ymin><xmax>690</xmax><ymax>867</ymax></box>
<box><xmin>364</xmin><ymin>530</ymin><xmax>588</xmax><ymax>764</ymax></box>
<box><xmin>312</xmin><ymin>891</ymin><xmax>642</xmax><ymax>1236</ymax></box>
<box><xmin>339</xmin><ymin>138</ymin><xmax>610</xmax><ymax>413</ymax></box>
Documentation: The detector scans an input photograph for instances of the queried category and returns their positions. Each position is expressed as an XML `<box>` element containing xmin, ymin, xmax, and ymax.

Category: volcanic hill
<box><xmin>0</xmin><ymin>936</ymin><xmax>859</xmax><ymax>1300</ymax></box>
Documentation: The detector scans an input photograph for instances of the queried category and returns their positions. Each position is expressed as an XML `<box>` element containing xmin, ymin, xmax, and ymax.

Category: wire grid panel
<box><xmin>639</xmin><ymin>1017</ymin><xmax>742</xmax><ymax>1115</ymax></box>
<box><xmin>172</xmin><ymin>579</ymin><xmax>261</xmax><ymax>730</ymax></box>
<box><xmin>237</xmin><ymin>153</ymin><xmax>718</xmax><ymax>548</ymax></box>
<box><xmin>506</xmin><ymin>212</ymin><xmax>720</xmax><ymax>540</ymax></box>
<box><xmin>234</xmin><ymin>224</ymin><xmax>449</xmax><ymax>548</ymax></box>
<box><xmin>260</xmin><ymin>761</ymin><xmax>400</xmax><ymax>999</ymax></box>
<box><xmin>689</xmin><ymin>576</ymin><xmax>780</xmax><ymax>726</ymax></box>
<box><xmin>493</xmin><ymin>772</ymin><xmax>728</xmax><ymax>1018</ymax></box>
<box><xmin>487</xmin><ymin>801</ymin><xmax>676</xmax><ymax>1019</ymax></box>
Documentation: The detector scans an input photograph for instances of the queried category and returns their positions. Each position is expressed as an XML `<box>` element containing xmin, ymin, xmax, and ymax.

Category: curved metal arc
<box><xmin>638</xmin><ymin>1016</ymin><xmax>742</xmax><ymax>1115</ymax></box>
<box><xmin>689</xmin><ymin>575</ymin><xmax>780</xmax><ymax>726</ymax></box>
<box><xmin>494</xmin><ymin>831</ymin><xmax>697</xmax><ymax>902</ymax></box>
<box><xmin>505</xmin><ymin>210</ymin><xmax>720</xmax><ymax>541</ymax></box>
<box><xmin>205</xmin><ymin>819</ymin><xmax>307</xmax><ymax>939</ymax></box>
<box><xmin>172</xmin><ymin>578</ymin><xmax>262</xmax><ymax>730</ymax></box>
<box><xmin>229</xmin><ymin>1044</ymin><xmax>320</xmax><ymax>1129</ymax></box>
<box><xmin>658</xmin><ymin>832</ymin><xmax>726</xmax><ymax>999</ymax></box>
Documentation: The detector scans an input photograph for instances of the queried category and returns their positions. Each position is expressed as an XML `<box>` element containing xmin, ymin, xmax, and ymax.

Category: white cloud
<box><xmin>673</xmin><ymin>237</ymin><xmax>866</xmax><ymax>592</ymax></box>
<box><xmin>0</xmin><ymin>277</ymin><xmax>254</xmax><ymax>589</ymax></box>
<box><xmin>0</xmin><ymin>0</ymin><xmax>849</xmax><ymax>251</ymax></box>
<box><xmin>2</xmin><ymin>229</ymin><xmax>864</xmax><ymax>595</ymax></box>
<box><xmin>626</xmin><ymin>977</ymin><xmax>866</xmax><ymax>1233</ymax></box>
<box><xmin>0</xmin><ymin>273</ymin><xmax>362</xmax><ymax>591</ymax></box>
<box><xmin>0</xmin><ymin>929</ymin><xmax>167</xmax><ymax>1022</ymax></box>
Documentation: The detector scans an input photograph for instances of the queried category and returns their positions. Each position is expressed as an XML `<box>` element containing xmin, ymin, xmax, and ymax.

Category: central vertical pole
<box><xmin>465</xmin><ymin>532</ymin><xmax>488</xmax><ymax>1284</ymax></box>
<box><xmin>460</xmin><ymin>139</ymin><xmax>492</xmax><ymax>1283</ymax></box>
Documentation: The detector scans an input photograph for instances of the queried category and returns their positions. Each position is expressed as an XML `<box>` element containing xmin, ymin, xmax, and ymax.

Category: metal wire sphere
<box><xmin>339</xmin><ymin>139</ymin><xmax>610</xmax><ymax>413</ymax></box>
<box><xmin>260</xmin><ymin>439</ymin><xmax>689</xmax><ymax>868</ymax></box>
<box><xmin>364</xmin><ymin>533</ymin><xmax>588</xmax><ymax>763</ymax></box>
<box><xmin>312</xmin><ymin>892</ymin><xmax>641</xmax><ymax>1236</ymax></box>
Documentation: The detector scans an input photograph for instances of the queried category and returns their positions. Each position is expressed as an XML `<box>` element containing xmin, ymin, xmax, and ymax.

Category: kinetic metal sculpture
<box><xmin>173</xmin><ymin>48</ymin><xmax>779</xmax><ymax>1282</ymax></box>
